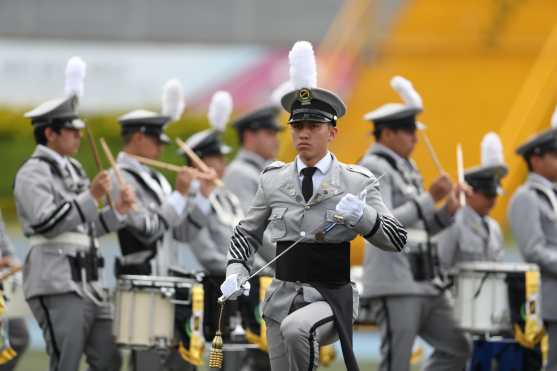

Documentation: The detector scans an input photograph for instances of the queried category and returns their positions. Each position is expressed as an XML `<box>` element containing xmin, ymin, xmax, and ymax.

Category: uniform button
<box><xmin>296</xmin><ymin>196</ymin><xmax>303</xmax><ymax>202</ymax></box>
<box><xmin>305</xmin><ymin>205</ymin><xmax>310</xmax><ymax>209</ymax></box>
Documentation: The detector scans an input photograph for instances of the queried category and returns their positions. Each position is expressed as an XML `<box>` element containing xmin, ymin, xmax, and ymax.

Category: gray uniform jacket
<box><xmin>437</xmin><ymin>205</ymin><xmax>504</xmax><ymax>271</ymax></box>
<box><xmin>224</xmin><ymin>149</ymin><xmax>275</xmax><ymax>264</ymax></box>
<box><xmin>508</xmin><ymin>172</ymin><xmax>557</xmax><ymax>320</ymax></box>
<box><xmin>360</xmin><ymin>143</ymin><xmax>453</xmax><ymax>297</ymax></box>
<box><xmin>226</xmin><ymin>154</ymin><xmax>407</xmax><ymax>324</ymax></box>
<box><xmin>114</xmin><ymin>152</ymin><xmax>193</xmax><ymax>275</ymax></box>
<box><xmin>14</xmin><ymin>145</ymin><xmax>123</xmax><ymax>300</ymax></box>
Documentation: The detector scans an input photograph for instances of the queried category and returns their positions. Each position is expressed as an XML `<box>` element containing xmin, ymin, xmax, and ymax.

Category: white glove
<box><xmin>219</xmin><ymin>274</ymin><xmax>251</xmax><ymax>302</ymax></box>
<box><xmin>335</xmin><ymin>193</ymin><xmax>365</xmax><ymax>227</ymax></box>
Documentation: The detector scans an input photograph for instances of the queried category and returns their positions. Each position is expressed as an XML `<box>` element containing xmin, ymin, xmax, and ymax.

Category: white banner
<box><xmin>0</xmin><ymin>38</ymin><xmax>265</xmax><ymax>112</ymax></box>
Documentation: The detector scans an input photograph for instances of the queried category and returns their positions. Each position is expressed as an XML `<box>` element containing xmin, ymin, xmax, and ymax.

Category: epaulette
<box><xmin>346</xmin><ymin>164</ymin><xmax>373</xmax><ymax>178</ymax></box>
<box><xmin>262</xmin><ymin>161</ymin><xmax>286</xmax><ymax>174</ymax></box>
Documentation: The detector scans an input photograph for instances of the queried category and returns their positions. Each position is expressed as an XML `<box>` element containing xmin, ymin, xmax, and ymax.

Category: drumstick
<box><xmin>84</xmin><ymin>125</ymin><xmax>114</xmax><ymax>208</ymax></box>
<box><xmin>456</xmin><ymin>144</ymin><xmax>466</xmax><ymax>207</ymax></box>
<box><xmin>129</xmin><ymin>154</ymin><xmax>184</xmax><ymax>173</ymax></box>
<box><xmin>175</xmin><ymin>138</ymin><xmax>224</xmax><ymax>187</ymax></box>
<box><xmin>99</xmin><ymin>138</ymin><xmax>139</xmax><ymax>212</ymax></box>
<box><xmin>419</xmin><ymin>131</ymin><xmax>444</xmax><ymax>175</ymax></box>
<box><xmin>0</xmin><ymin>266</ymin><xmax>22</xmax><ymax>282</ymax></box>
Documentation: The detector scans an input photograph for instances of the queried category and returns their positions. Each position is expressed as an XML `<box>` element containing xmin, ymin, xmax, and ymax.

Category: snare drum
<box><xmin>453</xmin><ymin>262</ymin><xmax>539</xmax><ymax>335</ymax></box>
<box><xmin>3</xmin><ymin>275</ymin><xmax>32</xmax><ymax>319</ymax></box>
<box><xmin>113</xmin><ymin>275</ymin><xmax>195</xmax><ymax>349</ymax></box>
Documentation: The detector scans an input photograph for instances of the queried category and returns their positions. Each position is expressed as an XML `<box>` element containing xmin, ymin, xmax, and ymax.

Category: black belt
<box><xmin>275</xmin><ymin>241</ymin><xmax>350</xmax><ymax>285</ymax></box>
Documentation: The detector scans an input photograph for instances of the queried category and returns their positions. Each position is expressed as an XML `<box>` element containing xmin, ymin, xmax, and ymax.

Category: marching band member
<box><xmin>175</xmin><ymin>91</ymin><xmax>240</xmax><ymax>277</ymax></box>
<box><xmin>112</xmin><ymin>79</ymin><xmax>202</xmax><ymax>371</ymax></box>
<box><xmin>438</xmin><ymin>132</ymin><xmax>507</xmax><ymax>269</ymax></box>
<box><xmin>13</xmin><ymin>57</ymin><xmax>134</xmax><ymax>371</ymax></box>
<box><xmin>359</xmin><ymin>76</ymin><xmax>470</xmax><ymax>371</ymax></box>
<box><xmin>112</xmin><ymin>79</ymin><xmax>196</xmax><ymax>278</ymax></box>
<box><xmin>508</xmin><ymin>107</ymin><xmax>557</xmax><ymax>371</ymax></box>
<box><xmin>219</xmin><ymin>41</ymin><xmax>407</xmax><ymax>371</ymax></box>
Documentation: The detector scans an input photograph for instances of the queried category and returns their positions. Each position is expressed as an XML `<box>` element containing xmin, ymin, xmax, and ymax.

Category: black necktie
<box><xmin>481</xmin><ymin>218</ymin><xmax>490</xmax><ymax>237</ymax></box>
<box><xmin>301</xmin><ymin>167</ymin><xmax>317</xmax><ymax>202</ymax></box>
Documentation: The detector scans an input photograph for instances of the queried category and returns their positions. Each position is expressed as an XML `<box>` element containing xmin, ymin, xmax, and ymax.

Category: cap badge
<box><xmin>297</xmin><ymin>88</ymin><xmax>312</xmax><ymax>105</ymax></box>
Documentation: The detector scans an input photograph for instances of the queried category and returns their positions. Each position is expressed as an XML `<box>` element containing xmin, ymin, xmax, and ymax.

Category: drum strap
<box><xmin>473</xmin><ymin>272</ymin><xmax>491</xmax><ymax>299</ymax></box>
<box><xmin>529</xmin><ymin>183</ymin><xmax>557</xmax><ymax>213</ymax></box>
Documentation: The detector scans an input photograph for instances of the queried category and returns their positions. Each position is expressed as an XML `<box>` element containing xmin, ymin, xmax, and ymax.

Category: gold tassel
<box><xmin>0</xmin><ymin>347</ymin><xmax>16</xmax><ymax>365</ymax></box>
<box><xmin>410</xmin><ymin>344</ymin><xmax>424</xmax><ymax>365</ymax></box>
<box><xmin>319</xmin><ymin>345</ymin><xmax>336</xmax><ymax>367</ymax></box>
<box><xmin>208</xmin><ymin>303</ymin><xmax>225</xmax><ymax>369</ymax></box>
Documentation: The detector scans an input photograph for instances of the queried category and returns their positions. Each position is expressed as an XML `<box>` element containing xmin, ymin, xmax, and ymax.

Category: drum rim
<box><xmin>118</xmin><ymin>274</ymin><xmax>196</xmax><ymax>286</ymax></box>
<box><xmin>455</xmin><ymin>261</ymin><xmax>538</xmax><ymax>273</ymax></box>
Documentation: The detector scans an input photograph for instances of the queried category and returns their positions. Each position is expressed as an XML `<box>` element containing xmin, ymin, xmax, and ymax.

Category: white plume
<box><xmin>390</xmin><ymin>76</ymin><xmax>422</xmax><ymax>110</ymax></box>
<box><xmin>161</xmin><ymin>79</ymin><xmax>185</xmax><ymax>121</ymax></box>
<box><xmin>289</xmin><ymin>41</ymin><xmax>317</xmax><ymax>90</ymax></box>
<box><xmin>481</xmin><ymin>132</ymin><xmax>505</xmax><ymax>166</ymax></box>
<box><xmin>208</xmin><ymin>91</ymin><xmax>233</xmax><ymax>132</ymax></box>
<box><xmin>271</xmin><ymin>80</ymin><xmax>294</xmax><ymax>106</ymax></box>
<box><xmin>64</xmin><ymin>56</ymin><xmax>87</xmax><ymax>98</ymax></box>
<box><xmin>551</xmin><ymin>105</ymin><xmax>557</xmax><ymax>128</ymax></box>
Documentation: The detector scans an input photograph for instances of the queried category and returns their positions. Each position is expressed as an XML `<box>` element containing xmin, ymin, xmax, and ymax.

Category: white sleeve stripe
<box><xmin>231</xmin><ymin>238</ymin><xmax>249</xmax><ymax>261</ymax></box>
<box><xmin>32</xmin><ymin>202</ymin><xmax>72</xmax><ymax>233</ymax></box>
<box><xmin>381</xmin><ymin>215</ymin><xmax>407</xmax><ymax>237</ymax></box>
<box><xmin>382</xmin><ymin>226</ymin><xmax>404</xmax><ymax>252</ymax></box>
<box><xmin>235</xmin><ymin>233</ymin><xmax>251</xmax><ymax>253</ymax></box>
<box><xmin>229</xmin><ymin>242</ymin><xmax>243</xmax><ymax>260</ymax></box>
<box><xmin>380</xmin><ymin>218</ymin><xmax>405</xmax><ymax>251</ymax></box>
<box><xmin>231</xmin><ymin>233</ymin><xmax>250</xmax><ymax>255</ymax></box>
<box><xmin>382</xmin><ymin>219</ymin><xmax>408</xmax><ymax>243</ymax></box>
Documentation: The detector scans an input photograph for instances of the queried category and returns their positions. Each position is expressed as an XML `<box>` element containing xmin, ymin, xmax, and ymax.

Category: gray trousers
<box><xmin>28</xmin><ymin>293</ymin><xmax>121</xmax><ymax>371</ymax></box>
<box><xmin>0</xmin><ymin>318</ymin><xmax>29</xmax><ymax>371</ymax></box>
<box><xmin>371</xmin><ymin>295</ymin><xmax>471</xmax><ymax>371</ymax></box>
<box><xmin>266</xmin><ymin>300</ymin><xmax>337</xmax><ymax>371</ymax></box>
<box><xmin>546</xmin><ymin>321</ymin><xmax>557</xmax><ymax>371</ymax></box>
